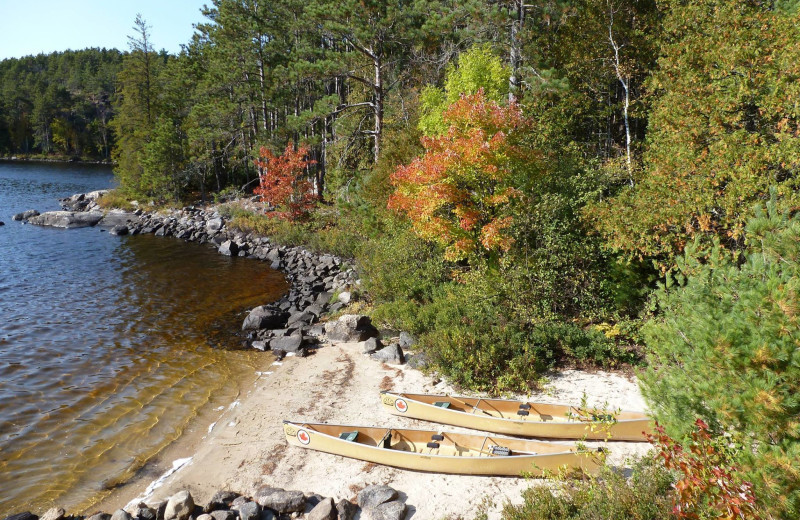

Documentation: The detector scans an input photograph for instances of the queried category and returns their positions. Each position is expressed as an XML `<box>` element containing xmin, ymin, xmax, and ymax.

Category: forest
<box><xmin>0</xmin><ymin>48</ymin><xmax>123</xmax><ymax>159</ymax></box>
<box><xmin>4</xmin><ymin>0</ymin><xmax>800</xmax><ymax>518</ymax></box>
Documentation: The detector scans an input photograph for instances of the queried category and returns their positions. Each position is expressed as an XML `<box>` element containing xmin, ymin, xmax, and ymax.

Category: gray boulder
<box><xmin>324</xmin><ymin>314</ymin><xmax>379</xmax><ymax>343</ymax></box>
<box><xmin>196</xmin><ymin>516</ymin><xmax>213</xmax><ymax>520</ymax></box>
<box><xmin>371</xmin><ymin>344</ymin><xmax>405</xmax><ymax>365</ymax></box>
<box><xmin>110</xmin><ymin>510</ymin><xmax>133</xmax><ymax>520</ymax></box>
<box><xmin>336</xmin><ymin>499</ymin><xmax>359</xmax><ymax>520</ymax></box>
<box><xmin>363</xmin><ymin>337</ymin><xmax>383</xmax><ymax>354</ymax></box>
<box><xmin>406</xmin><ymin>352</ymin><xmax>429</xmax><ymax>370</ymax></box>
<box><xmin>164</xmin><ymin>490</ymin><xmax>194</xmax><ymax>520</ymax></box>
<box><xmin>208</xmin><ymin>512</ymin><xmax>234</xmax><ymax>520</ymax></box>
<box><xmin>206</xmin><ymin>217</ymin><xmax>224</xmax><ymax>233</ymax></box>
<box><xmin>357</xmin><ymin>485</ymin><xmax>398</xmax><ymax>510</ymax></box>
<box><xmin>337</xmin><ymin>291</ymin><xmax>352</xmax><ymax>304</ymax></box>
<box><xmin>234</xmin><ymin>501</ymin><xmax>260</xmax><ymax>520</ymax></box>
<box><xmin>398</xmin><ymin>332</ymin><xmax>416</xmax><ymax>349</ymax></box>
<box><xmin>307</xmin><ymin>498</ymin><xmax>336</xmax><ymax>520</ymax></box>
<box><xmin>133</xmin><ymin>503</ymin><xmax>156</xmax><ymax>520</ymax></box>
<box><xmin>271</xmin><ymin>334</ymin><xmax>304</xmax><ymax>353</ymax></box>
<box><xmin>39</xmin><ymin>509</ymin><xmax>65</xmax><ymax>520</ymax></box>
<box><xmin>242</xmin><ymin>306</ymin><xmax>289</xmax><ymax>331</ymax></box>
<box><xmin>86</xmin><ymin>515</ymin><xmax>110</xmax><ymax>520</ymax></box>
<box><xmin>254</xmin><ymin>486</ymin><xmax>306</xmax><ymax>514</ymax></box>
<box><xmin>218</xmin><ymin>240</ymin><xmax>239</xmax><ymax>256</ymax></box>
<box><xmin>369</xmin><ymin>501</ymin><xmax>407</xmax><ymax>520</ymax></box>
<box><xmin>12</xmin><ymin>209</ymin><xmax>39</xmax><ymax>221</ymax></box>
<box><xmin>28</xmin><ymin>211</ymin><xmax>103</xmax><ymax>228</ymax></box>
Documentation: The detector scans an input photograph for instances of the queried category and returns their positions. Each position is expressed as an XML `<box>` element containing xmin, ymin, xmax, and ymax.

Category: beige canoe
<box><xmin>381</xmin><ymin>391</ymin><xmax>651</xmax><ymax>441</ymax></box>
<box><xmin>283</xmin><ymin>421</ymin><xmax>602</xmax><ymax>477</ymax></box>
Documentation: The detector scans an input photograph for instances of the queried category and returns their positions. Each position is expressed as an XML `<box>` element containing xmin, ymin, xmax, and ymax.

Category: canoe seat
<box><xmin>338</xmin><ymin>431</ymin><xmax>359</xmax><ymax>442</ymax></box>
<box><xmin>433</xmin><ymin>401</ymin><xmax>451</xmax><ymax>409</ymax></box>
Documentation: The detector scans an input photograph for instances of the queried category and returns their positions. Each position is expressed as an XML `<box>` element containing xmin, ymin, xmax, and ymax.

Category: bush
<box><xmin>500</xmin><ymin>457</ymin><xmax>675</xmax><ymax>520</ymax></box>
<box><xmin>640</xmin><ymin>197</ymin><xmax>800</xmax><ymax>518</ymax></box>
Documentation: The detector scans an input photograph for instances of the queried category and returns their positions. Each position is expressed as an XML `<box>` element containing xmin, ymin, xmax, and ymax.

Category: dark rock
<box><xmin>0</xmin><ymin>221</ymin><xmax>4</xmax><ymax>226</ymax></box>
<box><xmin>357</xmin><ymin>485</ymin><xmax>398</xmax><ymax>510</ymax></box>
<box><xmin>86</xmin><ymin>514</ymin><xmax>111</xmax><ymax>520</ymax></box>
<box><xmin>307</xmin><ymin>498</ymin><xmax>336</xmax><ymax>520</ymax></box>
<box><xmin>206</xmin><ymin>491</ymin><xmax>240</xmax><ymax>512</ymax></box>
<box><xmin>218</xmin><ymin>240</ymin><xmax>239</xmax><ymax>256</ymax></box>
<box><xmin>363</xmin><ymin>337</ymin><xmax>383</xmax><ymax>354</ymax></box>
<box><xmin>307</xmin><ymin>324</ymin><xmax>326</xmax><ymax>337</ymax></box>
<box><xmin>287</xmin><ymin>311</ymin><xmax>315</xmax><ymax>327</ymax></box>
<box><xmin>234</xmin><ymin>502</ymin><xmax>260</xmax><ymax>520</ymax></box>
<box><xmin>371</xmin><ymin>344</ymin><xmax>405</xmax><ymax>365</ymax></box>
<box><xmin>110</xmin><ymin>510</ymin><xmax>133</xmax><ymax>520</ymax></box>
<box><xmin>336</xmin><ymin>499</ymin><xmax>358</xmax><ymax>520</ymax></box>
<box><xmin>253</xmin><ymin>486</ymin><xmax>306</xmax><ymax>514</ymax></box>
<box><xmin>110</xmin><ymin>224</ymin><xmax>129</xmax><ymax>236</ymax></box>
<box><xmin>398</xmin><ymin>332</ymin><xmax>416</xmax><ymax>349</ymax></box>
<box><xmin>370</xmin><ymin>501</ymin><xmax>407</xmax><ymax>520</ymax></box>
<box><xmin>242</xmin><ymin>307</ymin><xmax>289</xmax><ymax>331</ymax></box>
<box><xmin>273</xmin><ymin>349</ymin><xmax>286</xmax><ymax>360</ymax></box>
<box><xmin>324</xmin><ymin>314</ymin><xmax>379</xmax><ymax>343</ymax></box>
<box><xmin>3</xmin><ymin>513</ymin><xmax>38</xmax><ymax>520</ymax></box>
<box><xmin>134</xmin><ymin>503</ymin><xmax>157</xmax><ymax>520</ymax></box>
<box><xmin>164</xmin><ymin>490</ymin><xmax>194</xmax><ymax>520</ymax></box>
<box><xmin>271</xmin><ymin>334</ymin><xmax>304</xmax><ymax>353</ymax></box>
<box><xmin>296</xmin><ymin>346</ymin><xmax>309</xmax><ymax>358</ymax></box>
<box><xmin>329</xmin><ymin>302</ymin><xmax>345</xmax><ymax>314</ymax></box>
<box><xmin>12</xmin><ymin>209</ymin><xmax>40</xmax><ymax>221</ymax></box>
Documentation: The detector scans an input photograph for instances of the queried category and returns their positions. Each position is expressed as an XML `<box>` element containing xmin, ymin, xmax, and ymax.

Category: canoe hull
<box><xmin>381</xmin><ymin>392</ymin><xmax>651</xmax><ymax>441</ymax></box>
<box><xmin>283</xmin><ymin>422</ymin><xmax>601</xmax><ymax>477</ymax></box>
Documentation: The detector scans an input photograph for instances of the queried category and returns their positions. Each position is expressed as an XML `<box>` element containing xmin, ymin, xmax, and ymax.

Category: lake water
<box><xmin>0</xmin><ymin>161</ymin><xmax>288</xmax><ymax>515</ymax></box>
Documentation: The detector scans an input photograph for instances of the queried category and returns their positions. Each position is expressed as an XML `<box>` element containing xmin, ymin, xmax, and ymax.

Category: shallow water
<box><xmin>0</xmin><ymin>161</ymin><xmax>288</xmax><ymax>514</ymax></box>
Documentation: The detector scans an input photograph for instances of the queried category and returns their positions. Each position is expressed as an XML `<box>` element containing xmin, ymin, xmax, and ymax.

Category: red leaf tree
<box><xmin>254</xmin><ymin>144</ymin><xmax>317</xmax><ymax>221</ymax></box>
<box><xmin>388</xmin><ymin>90</ymin><xmax>530</xmax><ymax>262</ymax></box>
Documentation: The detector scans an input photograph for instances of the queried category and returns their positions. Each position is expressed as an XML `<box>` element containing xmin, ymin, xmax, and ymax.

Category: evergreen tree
<box><xmin>640</xmin><ymin>197</ymin><xmax>800</xmax><ymax>518</ymax></box>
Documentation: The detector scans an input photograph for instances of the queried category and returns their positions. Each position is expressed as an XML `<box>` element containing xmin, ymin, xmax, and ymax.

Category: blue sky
<box><xmin>0</xmin><ymin>1</ymin><xmax>209</xmax><ymax>60</ymax></box>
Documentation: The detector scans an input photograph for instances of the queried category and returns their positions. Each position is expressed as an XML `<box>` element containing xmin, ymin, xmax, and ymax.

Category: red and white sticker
<box><xmin>297</xmin><ymin>429</ymin><xmax>311</xmax><ymax>445</ymax></box>
<box><xmin>395</xmin><ymin>399</ymin><xmax>408</xmax><ymax>413</ymax></box>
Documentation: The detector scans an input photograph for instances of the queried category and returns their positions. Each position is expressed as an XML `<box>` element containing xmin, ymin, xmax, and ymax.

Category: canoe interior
<box><xmin>294</xmin><ymin>422</ymin><xmax>577</xmax><ymax>458</ymax></box>
<box><xmin>393</xmin><ymin>392</ymin><xmax>648</xmax><ymax>423</ymax></box>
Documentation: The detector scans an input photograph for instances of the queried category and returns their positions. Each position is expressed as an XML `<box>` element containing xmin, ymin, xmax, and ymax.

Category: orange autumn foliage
<box><xmin>388</xmin><ymin>90</ymin><xmax>528</xmax><ymax>262</ymax></box>
<box><xmin>254</xmin><ymin>144</ymin><xmax>317</xmax><ymax>221</ymax></box>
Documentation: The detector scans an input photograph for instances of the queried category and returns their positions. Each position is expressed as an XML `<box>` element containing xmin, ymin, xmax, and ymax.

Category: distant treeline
<box><xmin>0</xmin><ymin>48</ymin><xmax>124</xmax><ymax>160</ymax></box>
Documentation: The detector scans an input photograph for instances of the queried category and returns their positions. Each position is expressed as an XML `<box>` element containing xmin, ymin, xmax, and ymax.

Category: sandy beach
<box><xmin>93</xmin><ymin>339</ymin><xmax>652</xmax><ymax>520</ymax></box>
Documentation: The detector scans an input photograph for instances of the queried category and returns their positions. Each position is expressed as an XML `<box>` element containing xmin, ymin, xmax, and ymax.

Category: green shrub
<box><xmin>640</xmin><ymin>196</ymin><xmax>800</xmax><ymax>518</ymax></box>
<box><xmin>500</xmin><ymin>457</ymin><xmax>675</xmax><ymax>520</ymax></box>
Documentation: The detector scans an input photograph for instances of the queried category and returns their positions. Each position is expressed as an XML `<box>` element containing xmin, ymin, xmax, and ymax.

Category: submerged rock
<box><xmin>28</xmin><ymin>211</ymin><xmax>103</xmax><ymax>228</ymax></box>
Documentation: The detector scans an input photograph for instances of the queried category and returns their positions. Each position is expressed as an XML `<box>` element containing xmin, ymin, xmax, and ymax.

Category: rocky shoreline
<box><xmin>8</xmin><ymin>484</ymin><xmax>408</xmax><ymax>520</ymax></box>
<box><xmin>6</xmin><ymin>192</ymin><xmax>418</xmax><ymax>520</ymax></box>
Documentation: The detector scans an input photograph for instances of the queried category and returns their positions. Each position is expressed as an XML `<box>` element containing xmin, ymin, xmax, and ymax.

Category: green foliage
<box><xmin>418</xmin><ymin>44</ymin><xmax>510</xmax><ymax>136</ymax></box>
<box><xmin>500</xmin><ymin>457</ymin><xmax>675</xmax><ymax>520</ymax></box>
<box><xmin>589</xmin><ymin>0</ymin><xmax>800</xmax><ymax>264</ymax></box>
<box><xmin>640</xmin><ymin>197</ymin><xmax>800</xmax><ymax>518</ymax></box>
<box><xmin>0</xmin><ymin>49</ymin><xmax>122</xmax><ymax>158</ymax></box>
